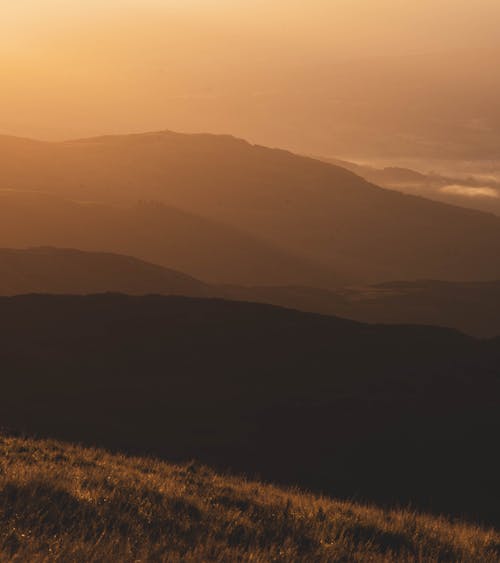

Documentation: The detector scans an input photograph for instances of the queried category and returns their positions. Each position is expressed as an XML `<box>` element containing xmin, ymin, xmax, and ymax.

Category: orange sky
<box><xmin>1</xmin><ymin>1</ymin><xmax>500</xmax><ymax>153</ymax></box>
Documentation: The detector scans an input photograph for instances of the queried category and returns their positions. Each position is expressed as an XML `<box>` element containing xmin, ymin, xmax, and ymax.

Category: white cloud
<box><xmin>440</xmin><ymin>185</ymin><xmax>499</xmax><ymax>198</ymax></box>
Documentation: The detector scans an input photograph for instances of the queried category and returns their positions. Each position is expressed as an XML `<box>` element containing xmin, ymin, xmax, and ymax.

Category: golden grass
<box><xmin>0</xmin><ymin>434</ymin><xmax>498</xmax><ymax>562</ymax></box>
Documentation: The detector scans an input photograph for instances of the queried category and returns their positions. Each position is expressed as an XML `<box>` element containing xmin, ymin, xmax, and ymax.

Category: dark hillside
<box><xmin>225</xmin><ymin>280</ymin><xmax>500</xmax><ymax>338</ymax></box>
<box><xmin>0</xmin><ymin>294</ymin><xmax>498</xmax><ymax>524</ymax></box>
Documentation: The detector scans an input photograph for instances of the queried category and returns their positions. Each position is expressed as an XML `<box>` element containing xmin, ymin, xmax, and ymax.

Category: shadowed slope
<box><xmin>0</xmin><ymin>294</ymin><xmax>499</xmax><ymax>524</ymax></box>
<box><xmin>1</xmin><ymin>434</ymin><xmax>498</xmax><ymax>562</ymax></box>
<box><xmin>2</xmin><ymin>131</ymin><xmax>500</xmax><ymax>282</ymax></box>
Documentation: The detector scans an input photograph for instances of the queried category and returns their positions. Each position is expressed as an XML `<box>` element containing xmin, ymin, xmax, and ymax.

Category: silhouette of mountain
<box><xmin>0</xmin><ymin>191</ymin><xmax>343</xmax><ymax>286</ymax></box>
<box><xmin>3</xmin><ymin>131</ymin><xmax>500</xmax><ymax>282</ymax></box>
<box><xmin>225</xmin><ymin>280</ymin><xmax>500</xmax><ymax>339</ymax></box>
<box><xmin>1</xmin><ymin>294</ymin><xmax>499</xmax><ymax>524</ymax></box>
<box><xmin>2</xmin><ymin>247</ymin><xmax>500</xmax><ymax>337</ymax></box>
<box><xmin>0</xmin><ymin>247</ymin><xmax>209</xmax><ymax>296</ymax></box>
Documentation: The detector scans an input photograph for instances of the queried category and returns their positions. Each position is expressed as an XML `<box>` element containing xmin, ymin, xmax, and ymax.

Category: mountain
<box><xmin>225</xmin><ymin>280</ymin><xmax>500</xmax><ymax>339</ymax></box>
<box><xmin>0</xmin><ymin>247</ymin><xmax>209</xmax><ymax>296</ymax></box>
<box><xmin>1</xmin><ymin>294</ymin><xmax>499</xmax><ymax>524</ymax></box>
<box><xmin>3</xmin><ymin>131</ymin><xmax>500</xmax><ymax>283</ymax></box>
<box><xmin>0</xmin><ymin>191</ymin><xmax>343</xmax><ymax>286</ymax></box>
<box><xmin>2</xmin><ymin>247</ymin><xmax>500</xmax><ymax>338</ymax></box>
<box><xmin>324</xmin><ymin>157</ymin><xmax>500</xmax><ymax>217</ymax></box>
<box><xmin>1</xmin><ymin>434</ymin><xmax>498</xmax><ymax>562</ymax></box>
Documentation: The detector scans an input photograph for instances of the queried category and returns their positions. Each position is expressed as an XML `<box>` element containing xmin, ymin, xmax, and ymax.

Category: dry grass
<box><xmin>0</xmin><ymin>435</ymin><xmax>498</xmax><ymax>562</ymax></box>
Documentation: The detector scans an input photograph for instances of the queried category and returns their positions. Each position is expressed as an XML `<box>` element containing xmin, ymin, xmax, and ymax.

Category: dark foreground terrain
<box><xmin>1</xmin><ymin>434</ymin><xmax>499</xmax><ymax>562</ymax></box>
<box><xmin>0</xmin><ymin>294</ymin><xmax>499</xmax><ymax>526</ymax></box>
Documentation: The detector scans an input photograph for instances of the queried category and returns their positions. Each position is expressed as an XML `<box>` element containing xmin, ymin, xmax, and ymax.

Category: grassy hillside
<box><xmin>1</xmin><ymin>434</ymin><xmax>498</xmax><ymax>562</ymax></box>
<box><xmin>1</xmin><ymin>294</ymin><xmax>499</xmax><ymax>525</ymax></box>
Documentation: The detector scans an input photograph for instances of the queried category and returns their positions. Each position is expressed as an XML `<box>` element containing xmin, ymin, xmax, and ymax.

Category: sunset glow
<box><xmin>2</xmin><ymin>1</ymin><xmax>500</xmax><ymax>151</ymax></box>
<box><xmin>1</xmin><ymin>3</ymin><xmax>500</xmax><ymax>558</ymax></box>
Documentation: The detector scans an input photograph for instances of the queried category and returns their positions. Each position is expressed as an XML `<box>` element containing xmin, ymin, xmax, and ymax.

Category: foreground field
<box><xmin>0</xmin><ymin>435</ymin><xmax>498</xmax><ymax>562</ymax></box>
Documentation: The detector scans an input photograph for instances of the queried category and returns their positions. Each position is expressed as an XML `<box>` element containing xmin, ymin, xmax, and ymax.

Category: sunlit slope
<box><xmin>2</xmin><ymin>131</ymin><xmax>500</xmax><ymax>282</ymax></box>
<box><xmin>1</xmin><ymin>434</ymin><xmax>498</xmax><ymax>562</ymax></box>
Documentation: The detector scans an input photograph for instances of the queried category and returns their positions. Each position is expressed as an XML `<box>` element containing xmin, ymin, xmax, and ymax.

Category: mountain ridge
<box><xmin>0</xmin><ymin>191</ymin><xmax>346</xmax><ymax>287</ymax></box>
<box><xmin>2</xmin><ymin>246</ymin><xmax>500</xmax><ymax>337</ymax></box>
<box><xmin>3</xmin><ymin>130</ymin><xmax>500</xmax><ymax>283</ymax></box>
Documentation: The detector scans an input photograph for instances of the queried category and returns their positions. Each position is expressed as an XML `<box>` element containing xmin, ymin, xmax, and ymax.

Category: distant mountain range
<box><xmin>2</xmin><ymin>247</ymin><xmax>500</xmax><ymax>338</ymax></box>
<box><xmin>1</xmin><ymin>293</ymin><xmax>498</xmax><ymax>524</ymax></box>
<box><xmin>0</xmin><ymin>247</ymin><xmax>209</xmax><ymax>297</ymax></box>
<box><xmin>324</xmin><ymin>157</ymin><xmax>500</xmax><ymax>216</ymax></box>
<box><xmin>224</xmin><ymin>280</ymin><xmax>500</xmax><ymax>339</ymax></box>
<box><xmin>0</xmin><ymin>192</ymin><xmax>342</xmax><ymax>287</ymax></box>
<box><xmin>3</xmin><ymin>131</ymin><xmax>500</xmax><ymax>284</ymax></box>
